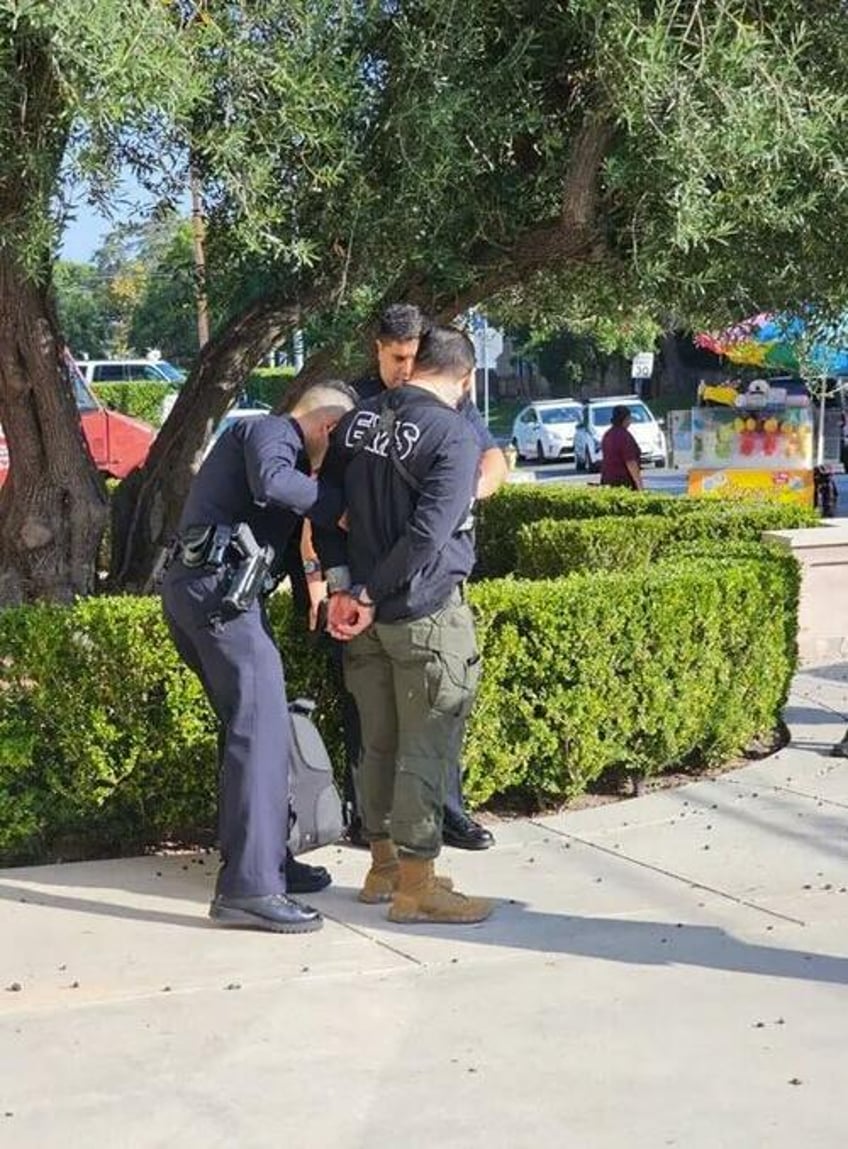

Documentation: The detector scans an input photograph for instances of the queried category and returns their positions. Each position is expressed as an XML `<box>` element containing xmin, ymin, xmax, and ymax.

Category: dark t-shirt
<box><xmin>354</xmin><ymin>375</ymin><xmax>497</xmax><ymax>452</ymax></box>
<box><xmin>601</xmin><ymin>425</ymin><xmax>640</xmax><ymax>488</ymax></box>
<box><xmin>315</xmin><ymin>385</ymin><xmax>480</xmax><ymax>622</ymax></box>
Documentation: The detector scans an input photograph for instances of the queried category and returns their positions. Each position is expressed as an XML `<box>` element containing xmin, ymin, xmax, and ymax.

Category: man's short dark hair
<box><xmin>611</xmin><ymin>405</ymin><xmax>632</xmax><ymax>427</ymax></box>
<box><xmin>377</xmin><ymin>303</ymin><xmax>428</xmax><ymax>343</ymax></box>
<box><xmin>414</xmin><ymin>325</ymin><xmax>476</xmax><ymax>381</ymax></box>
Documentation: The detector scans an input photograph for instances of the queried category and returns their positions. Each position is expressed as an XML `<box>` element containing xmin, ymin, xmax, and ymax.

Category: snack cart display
<box><xmin>671</xmin><ymin>381</ymin><xmax>815</xmax><ymax>506</ymax></box>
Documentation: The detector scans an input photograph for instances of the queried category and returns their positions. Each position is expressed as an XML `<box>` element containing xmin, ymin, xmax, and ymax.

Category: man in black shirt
<box><xmin>316</xmin><ymin>327</ymin><xmax>493</xmax><ymax>924</ymax></box>
<box><xmin>161</xmin><ymin>382</ymin><xmax>355</xmax><ymax>933</ymax></box>
<box><xmin>345</xmin><ymin>304</ymin><xmax>506</xmax><ymax>849</ymax></box>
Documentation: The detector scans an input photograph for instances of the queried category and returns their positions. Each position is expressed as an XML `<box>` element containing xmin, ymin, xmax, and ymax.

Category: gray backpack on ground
<box><xmin>288</xmin><ymin>698</ymin><xmax>345</xmax><ymax>855</ymax></box>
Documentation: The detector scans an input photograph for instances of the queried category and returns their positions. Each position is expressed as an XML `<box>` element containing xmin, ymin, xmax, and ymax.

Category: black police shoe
<box><xmin>285</xmin><ymin>853</ymin><xmax>332</xmax><ymax>893</ymax></box>
<box><xmin>209</xmin><ymin>892</ymin><xmax>323</xmax><ymax>933</ymax></box>
<box><xmin>442</xmin><ymin>811</ymin><xmax>495</xmax><ymax>851</ymax></box>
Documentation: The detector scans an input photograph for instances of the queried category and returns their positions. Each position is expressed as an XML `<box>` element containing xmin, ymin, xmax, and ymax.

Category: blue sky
<box><xmin>60</xmin><ymin>199</ymin><xmax>112</xmax><ymax>263</ymax></box>
<box><xmin>59</xmin><ymin>175</ymin><xmax>189</xmax><ymax>262</ymax></box>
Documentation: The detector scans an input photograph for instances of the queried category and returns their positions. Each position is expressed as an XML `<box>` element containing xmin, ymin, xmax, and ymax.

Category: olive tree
<box><xmin>0</xmin><ymin>0</ymin><xmax>203</xmax><ymax>602</ymax></box>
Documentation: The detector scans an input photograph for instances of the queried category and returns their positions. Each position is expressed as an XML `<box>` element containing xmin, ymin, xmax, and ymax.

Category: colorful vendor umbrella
<box><xmin>696</xmin><ymin>313</ymin><xmax>848</xmax><ymax>376</ymax></box>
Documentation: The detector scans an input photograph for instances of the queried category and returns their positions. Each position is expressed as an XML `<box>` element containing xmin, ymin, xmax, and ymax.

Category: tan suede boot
<box><xmin>359</xmin><ymin>839</ymin><xmax>401</xmax><ymax>904</ymax></box>
<box><xmin>387</xmin><ymin>857</ymin><xmax>494</xmax><ymax>924</ymax></box>
<box><xmin>359</xmin><ymin>840</ymin><xmax>454</xmax><ymax>904</ymax></box>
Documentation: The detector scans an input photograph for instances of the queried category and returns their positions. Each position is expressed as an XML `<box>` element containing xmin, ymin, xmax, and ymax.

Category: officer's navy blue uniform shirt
<box><xmin>317</xmin><ymin>385</ymin><xmax>481</xmax><ymax>622</ymax></box>
<box><xmin>179</xmin><ymin>414</ymin><xmax>342</xmax><ymax>569</ymax></box>
<box><xmin>354</xmin><ymin>375</ymin><xmax>498</xmax><ymax>453</ymax></box>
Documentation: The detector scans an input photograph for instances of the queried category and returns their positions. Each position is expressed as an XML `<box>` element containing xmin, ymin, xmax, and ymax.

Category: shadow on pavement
<box><xmin>800</xmin><ymin>663</ymin><xmax>848</xmax><ymax>685</ymax></box>
<box><xmin>3</xmin><ymin>874</ymin><xmax>847</xmax><ymax>986</ymax></box>
<box><xmin>0</xmin><ymin>881</ymin><xmax>206</xmax><ymax>930</ymax></box>
<box><xmin>784</xmin><ymin>704</ymin><xmax>848</xmax><ymax>726</ymax></box>
<box><xmin>373</xmin><ymin>904</ymin><xmax>848</xmax><ymax>986</ymax></box>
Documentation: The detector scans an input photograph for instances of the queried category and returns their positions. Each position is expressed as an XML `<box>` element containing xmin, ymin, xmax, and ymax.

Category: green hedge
<box><xmin>515</xmin><ymin>504</ymin><xmax>819</xmax><ymax>578</ymax></box>
<box><xmin>244</xmin><ymin>366</ymin><xmax>298</xmax><ymax>409</ymax></box>
<box><xmin>0</xmin><ymin>546</ymin><xmax>799</xmax><ymax>862</ymax></box>
<box><xmin>92</xmin><ymin>382</ymin><xmax>174</xmax><ymax>428</ymax></box>
<box><xmin>463</xmin><ymin>549</ymin><xmax>799</xmax><ymax>805</ymax></box>
<box><xmin>476</xmin><ymin>486</ymin><xmax>685</xmax><ymax>576</ymax></box>
<box><xmin>0</xmin><ymin>595</ymin><xmax>337</xmax><ymax>864</ymax></box>
<box><xmin>92</xmin><ymin>369</ymin><xmax>298</xmax><ymax>425</ymax></box>
<box><xmin>475</xmin><ymin>484</ymin><xmax>818</xmax><ymax>577</ymax></box>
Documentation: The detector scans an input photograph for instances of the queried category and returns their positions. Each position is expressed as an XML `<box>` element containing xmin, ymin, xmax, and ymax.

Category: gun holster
<box><xmin>219</xmin><ymin>523</ymin><xmax>275</xmax><ymax>616</ymax></box>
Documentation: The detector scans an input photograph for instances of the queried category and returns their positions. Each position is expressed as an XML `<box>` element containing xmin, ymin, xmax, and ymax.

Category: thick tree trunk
<box><xmin>0</xmin><ymin>252</ymin><xmax>108</xmax><ymax>604</ymax></box>
<box><xmin>110</xmin><ymin>293</ymin><xmax>313</xmax><ymax>591</ymax></box>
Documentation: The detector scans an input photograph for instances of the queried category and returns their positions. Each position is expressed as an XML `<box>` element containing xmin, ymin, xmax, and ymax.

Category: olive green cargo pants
<box><xmin>343</xmin><ymin>590</ymin><xmax>481</xmax><ymax>858</ymax></box>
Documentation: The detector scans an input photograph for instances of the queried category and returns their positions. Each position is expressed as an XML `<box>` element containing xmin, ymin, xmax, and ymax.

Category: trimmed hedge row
<box><xmin>244</xmin><ymin>366</ymin><xmax>297</xmax><ymax>409</ymax></box>
<box><xmin>515</xmin><ymin>504</ymin><xmax>819</xmax><ymax>578</ymax></box>
<box><xmin>0</xmin><ymin>545</ymin><xmax>799</xmax><ymax>863</ymax></box>
<box><xmin>463</xmin><ymin>547</ymin><xmax>799</xmax><ymax>805</ymax></box>
<box><xmin>92</xmin><ymin>369</ymin><xmax>298</xmax><ymax>428</ymax></box>
<box><xmin>0</xmin><ymin>596</ymin><xmax>337</xmax><ymax>864</ymax></box>
<box><xmin>92</xmin><ymin>382</ymin><xmax>174</xmax><ymax>428</ymax></box>
<box><xmin>475</xmin><ymin>484</ymin><xmax>817</xmax><ymax>577</ymax></box>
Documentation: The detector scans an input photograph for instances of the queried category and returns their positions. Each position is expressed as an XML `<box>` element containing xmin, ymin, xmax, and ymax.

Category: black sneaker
<box><xmin>209</xmin><ymin>893</ymin><xmax>323</xmax><ymax>933</ymax></box>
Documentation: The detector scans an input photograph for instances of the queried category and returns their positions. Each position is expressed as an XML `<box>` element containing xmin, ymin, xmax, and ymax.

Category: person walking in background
<box><xmin>601</xmin><ymin>404</ymin><xmax>644</xmax><ymax>491</ymax></box>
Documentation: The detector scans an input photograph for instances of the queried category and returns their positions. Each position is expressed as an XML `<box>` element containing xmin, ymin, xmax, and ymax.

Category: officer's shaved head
<box><xmin>414</xmin><ymin>326</ymin><xmax>476</xmax><ymax>383</ymax></box>
<box><xmin>290</xmin><ymin>380</ymin><xmax>357</xmax><ymax>469</ymax></box>
<box><xmin>291</xmin><ymin>379</ymin><xmax>358</xmax><ymax>415</ymax></box>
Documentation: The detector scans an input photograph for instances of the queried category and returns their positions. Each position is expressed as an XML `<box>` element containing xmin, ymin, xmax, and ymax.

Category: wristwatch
<box><xmin>302</xmin><ymin>559</ymin><xmax>321</xmax><ymax>576</ymax></box>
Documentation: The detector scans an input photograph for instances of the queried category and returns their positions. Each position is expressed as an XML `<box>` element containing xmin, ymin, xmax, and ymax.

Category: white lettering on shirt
<box><xmin>344</xmin><ymin>411</ymin><xmax>421</xmax><ymax>461</ymax></box>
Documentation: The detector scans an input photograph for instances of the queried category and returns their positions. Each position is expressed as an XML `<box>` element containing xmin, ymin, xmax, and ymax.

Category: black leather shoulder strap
<box><xmin>353</xmin><ymin>393</ymin><xmax>424</xmax><ymax>495</ymax></box>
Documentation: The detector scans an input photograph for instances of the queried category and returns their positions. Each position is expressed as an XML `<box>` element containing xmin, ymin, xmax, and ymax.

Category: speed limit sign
<box><xmin>631</xmin><ymin>352</ymin><xmax>655</xmax><ymax>379</ymax></box>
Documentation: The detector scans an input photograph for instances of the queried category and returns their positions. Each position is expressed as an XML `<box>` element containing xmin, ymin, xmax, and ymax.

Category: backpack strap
<box><xmin>354</xmin><ymin>392</ymin><xmax>424</xmax><ymax>494</ymax></box>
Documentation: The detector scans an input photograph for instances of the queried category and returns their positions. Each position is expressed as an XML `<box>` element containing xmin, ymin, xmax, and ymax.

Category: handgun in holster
<box><xmin>220</xmin><ymin>522</ymin><xmax>275</xmax><ymax>614</ymax></box>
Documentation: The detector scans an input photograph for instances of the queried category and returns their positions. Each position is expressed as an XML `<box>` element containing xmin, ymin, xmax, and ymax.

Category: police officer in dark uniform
<box><xmin>345</xmin><ymin>303</ymin><xmax>507</xmax><ymax>849</ymax></box>
<box><xmin>315</xmin><ymin>326</ymin><xmax>494</xmax><ymax>924</ymax></box>
<box><xmin>161</xmin><ymin>381</ymin><xmax>356</xmax><ymax>933</ymax></box>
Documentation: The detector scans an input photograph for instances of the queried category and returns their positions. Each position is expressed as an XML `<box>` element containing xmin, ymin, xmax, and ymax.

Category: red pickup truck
<box><xmin>0</xmin><ymin>355</ymin><xmax>156</xmax><ymax>483</ymax></box>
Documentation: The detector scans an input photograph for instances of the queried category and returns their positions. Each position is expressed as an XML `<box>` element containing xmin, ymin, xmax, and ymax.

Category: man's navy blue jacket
<box><xmin>178</xmin><ymin>414</ymin><xmax>341</xmax><ymax>570</ymax></box>
<box><xmin>316</xmin><ymin>384</ymin><xmax>481</xmax><ymax>622</ymax></box>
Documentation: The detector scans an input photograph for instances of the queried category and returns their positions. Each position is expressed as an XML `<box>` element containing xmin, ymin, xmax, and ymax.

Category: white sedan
<box><xmin>511</xmin><ymin>400</ymin><xmax>583</xmax><ymax>462</ymax></box>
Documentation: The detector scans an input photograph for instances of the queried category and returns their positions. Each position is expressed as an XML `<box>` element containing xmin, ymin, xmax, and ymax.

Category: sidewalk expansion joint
<box><xmin>319</xmin><ymin>913</ymin><xmax>423</xmax><ymax>966</ymax></box>
<box><xmin>788</xmin><ymin>691</ymin><xmax>848</xmax><ymax>723</ymax></box>
<box><xmin>530</xmin><ymin>821</ymin><xmax>807</xmax><ymax>927</ymax></box>
<box><xmin>723</xmin><ymin>776</ymin><xmax>848</xmax><ymax>811</ymax></box>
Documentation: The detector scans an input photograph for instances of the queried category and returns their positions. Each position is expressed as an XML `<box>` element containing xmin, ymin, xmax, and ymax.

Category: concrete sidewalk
<box><xmin>2</xmin><ymin>669</ymin><xmax>848</xmax><ymax>1149</ymax></box>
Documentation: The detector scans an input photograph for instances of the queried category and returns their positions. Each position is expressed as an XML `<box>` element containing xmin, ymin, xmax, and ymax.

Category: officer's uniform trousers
<box><xmin>343</xmin><ymin>588</ymin><xmax>481</xmax><ymax>858</ymax></box>
<box><xmin>162</xmin><ymin>562</ymin><xmax>290</xmax><ymax>897</ymax></box>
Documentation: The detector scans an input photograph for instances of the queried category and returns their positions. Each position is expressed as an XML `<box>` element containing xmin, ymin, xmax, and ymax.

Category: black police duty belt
<box><xmin>167</xmin><ymin>522</ymin><xmax>276</xmax><ymax>621</ymax></box>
